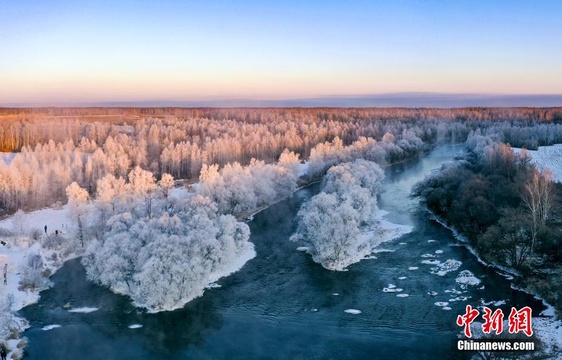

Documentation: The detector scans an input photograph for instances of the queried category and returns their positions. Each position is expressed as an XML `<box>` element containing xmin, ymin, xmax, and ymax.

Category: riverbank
<box><xmin>0</xmin><ymin>205</ymin><xmax>76</xmax><ymax>359</ymax></box>
<box><xmin>426</xmin><ymin>209</ymin><xmax>562</xmax><ymax>358</ymax></box>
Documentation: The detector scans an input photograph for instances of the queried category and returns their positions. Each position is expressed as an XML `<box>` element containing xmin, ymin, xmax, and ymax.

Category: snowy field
<box><xmin>513</xmin><ymin>144</ymin><xmax>562</xmax><ymax>182</ymax></box>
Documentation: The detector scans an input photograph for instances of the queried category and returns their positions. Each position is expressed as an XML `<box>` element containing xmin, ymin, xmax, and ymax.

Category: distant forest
<box><xmin>1</xmin><ymin>107</ymin><xmax>562</xmax><ymax>216</ymax></box>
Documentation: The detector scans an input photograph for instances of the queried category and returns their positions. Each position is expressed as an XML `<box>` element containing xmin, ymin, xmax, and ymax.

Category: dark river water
<box><xmin>20</xmin><ymin>145</ymin><xmax>545</xmax><ymax>360</ymax></box>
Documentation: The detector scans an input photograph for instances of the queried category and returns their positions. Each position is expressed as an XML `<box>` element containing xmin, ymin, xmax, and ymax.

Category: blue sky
<box><xmin>1</xmin><ymin>0</ymin><xmax>561</xmax><ymax>104</ymax></box>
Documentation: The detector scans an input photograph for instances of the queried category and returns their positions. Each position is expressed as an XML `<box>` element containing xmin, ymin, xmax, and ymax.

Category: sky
<box><xmin>1</xmin><ymin>0</ymin><xmax>562</xmax><ymax>106</ymax></box>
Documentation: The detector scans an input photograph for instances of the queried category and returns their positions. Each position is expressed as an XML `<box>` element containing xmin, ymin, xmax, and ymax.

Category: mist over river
<box><xmin>19</xmin><ymin>145</ymin><xmax>545</xmax><ymax>359</ymax></box>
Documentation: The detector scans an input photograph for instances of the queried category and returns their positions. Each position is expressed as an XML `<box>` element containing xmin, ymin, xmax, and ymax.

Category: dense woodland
<box><xmin>1</xmin><ymin>107</ymin><xmax>562</xmax><ymax>313</ymax></box>
<box><xmin>3</xmin><ymin>108</ymin><xmax>562</xmax><ymax>217</ymax></box>
<box><xmin>413</xmin><ymin>134</ymin><xmax>562</xmax><ymax>313</ymax></box>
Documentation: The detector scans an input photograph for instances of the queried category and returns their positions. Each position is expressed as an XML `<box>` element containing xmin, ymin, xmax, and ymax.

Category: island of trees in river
<box><xmin>1</xmin><ymin>107</ymin><xmax>562</xmax><ymax>354</ymax></box>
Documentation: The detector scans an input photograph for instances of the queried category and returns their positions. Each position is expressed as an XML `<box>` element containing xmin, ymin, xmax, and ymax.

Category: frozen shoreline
<box><xmin>425</xmin><ymin>208</ymin><xmax>562</xmax><ymax>357</ymax></box>
<box><xmin>0</xmin><ymin>205</ymin><xmax>75</xmax><ymax>359</ymax></box>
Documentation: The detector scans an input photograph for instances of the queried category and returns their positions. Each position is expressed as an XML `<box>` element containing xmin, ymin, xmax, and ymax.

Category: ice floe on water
<box><xmin>480</xmin><ymin>299</ymin><xmax>507</xmax><ymax>307</ymax></box>
<box><xmin>344</xmin><ymin>309</ymin><xmax>361</xmax><ymax>314</ymax></box>
<box><xmin>383</xmin><ymin>284</ymin><xmax>403</xmax><ymax>293</ymax></box>
<box><xmin>428</xmin><ymin>291</ymin><xmax>438</xmax><ymax>296</ymax></box>
<box><xmin>444</xmin><ymin>289</ymin><xmax>463</xmax><ymax>295</ymax></box>
<box><xmin>435</xmin><ymin>302</ymin><xmax>449</xmax><ymax>307</ymax></box>
<box><xmin>448</xmin><ymin>296</ymin><xmax>470</xmax><ymax>302</ymax></box>
<box><xmin>128</xmin><ymin>324</ymin><xmax>143</xmax><ymax>329</ymax></box>
<box><xmin>398</xmin><ymin>276</ymin><xmax>407</xmax><ymax>280</ymax></box>
<box><xmin>420</xmin><ymin>253</ymin><xmax>435</xmax><ymax>258</ymax></box>
<box><xmin>396</xmin><ymin>294</ymin><xmax>409</xmax><ymax>298</ymax></box>
<box><xmin>430</xmin><ymin>259</ymin><xmax>462</xmax><ymax>276</ymax></box>
<box><xmin>68</xmin><ymin>307</ymin><xmax>99</xmax><ymax>313</ymax></box>
<box><xmin>421</xmin><ymin>259</ymin><xmax>441</xmax><ymax>265</ymax></box>
<box><xmin>399</xmin><ymin>242</ymin><xmax>407</xmax><ymax>245</ymax></box>
<box><xmin>296</xmin><ymin>247</ymin><xmax>309</xmax><ymax>252</ymax></box>
<box><xmin>434</xmin><ymin>250</ymin><xmax>443</xmax><ymax>254</ymax></box>
<box><xmin>442</xmin><ymin>307</ymin><xmax>452</xmax><ymax>310</ymax></box>
<box><xmin>332</xmin><ymin>293</ymin><xmax>339</xmax><ymax>296</ymax></box>
<box><xmin>427</xmin><ymin>239</ymin><xmax>437</xmax><ymax>243</ymax></box>
<box><xmin>455</xmin><ymin>270</ymin><xmax>481</xmax><ymax>288</ymax></box>
<box><xmin>408</xmin><ymin>266</ymin><xmax>419</xmax><ymax>270</ymax></box>
<box><xmin>41</xmin><ymin>325</ymin><xmax>61</xmax><ymax>331</ymax></box>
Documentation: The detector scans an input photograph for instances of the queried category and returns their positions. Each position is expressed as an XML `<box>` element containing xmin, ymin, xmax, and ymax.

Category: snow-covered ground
<box><xmin>0</xmin><ymin>206</ymin><xmax>71</xmax><ymax>310</ymax></box>
<box><xmin>0</xmin><ymin>206</ymin><xmax>72</xmax><ymax>359</ymax></box>
<box><xmin>513</xmin><ymin>144</ymin><xmax>562</xmax><ymax>182</ymax></box>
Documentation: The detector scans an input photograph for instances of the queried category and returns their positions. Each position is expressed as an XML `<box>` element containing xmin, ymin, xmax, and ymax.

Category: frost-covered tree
<box><xmin>82</xmin><ymin>195</ymin><xmax>254</xmax><ymax>312</ymax></box>
<box><xmin>291</xmin><ymin>193</ymin><xmax>366</xmax><ymax>270</ymax></box>
<box><xmin>66</xmin><ymin>182</ymin><xmax>90</xmax><ymax>247</ymax></box>
<box><xmin>291</xmin><ymin>159</ymin><xmax>385</xmax><ymax>270</ymax></box>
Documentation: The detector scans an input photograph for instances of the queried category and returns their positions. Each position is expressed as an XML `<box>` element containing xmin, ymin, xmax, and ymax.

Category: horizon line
<box><xmin>2</xmin><ymin>93</ymin><xmax>562</xmax><ymax>108</ymax></box>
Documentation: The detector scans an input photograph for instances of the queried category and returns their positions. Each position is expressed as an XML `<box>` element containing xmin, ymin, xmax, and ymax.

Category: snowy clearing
<box><xmin>513</xmin><ymin>145</ymin><xmax>562</xmax><ymax>182</ymax></box>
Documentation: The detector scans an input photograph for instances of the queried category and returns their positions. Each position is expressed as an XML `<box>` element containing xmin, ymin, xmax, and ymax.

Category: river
<box><xmin>19</xmin><ymin>145</ymin><xmax>545</xmax><ymax>359</ymax></box>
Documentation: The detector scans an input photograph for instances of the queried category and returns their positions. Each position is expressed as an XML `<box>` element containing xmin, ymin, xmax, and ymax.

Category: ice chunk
<box><xmin>431</xmin><ymin>259</ymin><xmax>462</xmax><ymax>276</ymax></box>
<box><xmin>128</xmin><ymin>324</ymin><xmax>143</xmax><ymax>329</ymax></box>
<box><xmin>455</xmin><ymin>270</ymin><xmax>481</xmax><ymax>288</ymax></box>
<box><xmin>421</xmin><ymin>259</ymin><xmax>441</xmax><ymax>265</ymax></box>
<box><xmin>42</xmin><ymin>325</ymin><xmax>61</xmax><ymax>331</ymax></box>
<box><xmin>68</xmin><ymin>307</ymin><xmax>99</xmax><ymax>313</ymax></box>
<box><xmin>344</xmin><ymin>309</ymin><xmax>361</xmax><ymax>314</ymax></box>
